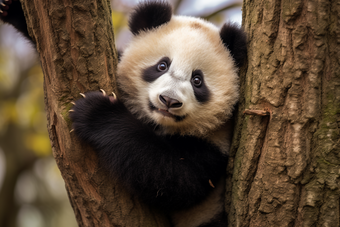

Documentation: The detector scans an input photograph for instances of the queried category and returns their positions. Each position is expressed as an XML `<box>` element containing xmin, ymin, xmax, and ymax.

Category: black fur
<box><xmin>70</xmin><ymin>91</ymin><xmax>228</xmax><ymax>211</ymax></box>
<box><xmin>220</xmin><ymin>23</ymin><xmax>247</xmax><ymax>67</ymax></box>
<box><xmin>0</xmin><ymin>0</ymin><xmax>32</xmax><ymax>42</ymax></box>
<box><xmin>117</xmin><ymin>49</ymin><xmax>123</xmax><ymax>62</ymax></box>
<box><xmin>142</xmin><ymin>56</ymin><xmax>171</xmax><ymax>82</ymax></box>
<box><xmin>198</xmin><ymin>211</ymin><xmax>228</xmax><ymax>227</ymax></box>
<box><xmin>129</xmin><ymin>1</ymin><xmax>172</xmax><ymax>35</ymax></box>
<box><xmin>191</xmin><ymin>70</ymin><xmax>211</xmax><ymax>103</ymax></box>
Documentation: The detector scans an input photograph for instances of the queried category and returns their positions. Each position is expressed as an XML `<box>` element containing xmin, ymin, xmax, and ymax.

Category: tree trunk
<box><xmin>228</xmin><ymin>0</ymin><xmax>340</xmax><ymax>226</ymax></box>
<box><xmin>20</xmin><ymin>0</ymin><xmax>170</xmax><ymax>226</ymax></box>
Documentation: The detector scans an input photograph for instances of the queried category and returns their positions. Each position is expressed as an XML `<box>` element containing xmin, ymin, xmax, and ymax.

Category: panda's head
<box><xmin>117</xmin><ymin>1</ymin><xmax>247</xmax><ymax>136</ymax></box>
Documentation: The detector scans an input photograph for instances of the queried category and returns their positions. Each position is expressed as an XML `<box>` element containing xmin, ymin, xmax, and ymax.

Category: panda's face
<box><xmin>145</xmin><ymin>51</ymin><xmax>214</xmax><ymax>126</ymax></box>
<box><xmin>117</xmin><ymin>16</ymin><xmax>239</xmax><ymax>136</ymax></box>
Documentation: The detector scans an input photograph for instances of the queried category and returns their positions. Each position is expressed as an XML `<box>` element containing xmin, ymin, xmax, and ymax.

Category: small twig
<box><xmin>243</xmin><ymin>109</ymin><xmax>270</xmax><ymax>116</ymax></box>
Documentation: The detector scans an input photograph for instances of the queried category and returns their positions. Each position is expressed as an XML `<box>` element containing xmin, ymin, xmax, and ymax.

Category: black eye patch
<box><xmin>191</xmin><ymin>70</ymin><xmax>210</xmax><ymax>103</ymax></box>
<box><xmin>142</xmin><ymin>57</ymin><xmax>171</xmax><ymax>82</ymax></box>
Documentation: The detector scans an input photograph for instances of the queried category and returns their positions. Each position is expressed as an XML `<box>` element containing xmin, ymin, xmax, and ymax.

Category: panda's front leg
<box><xmin>70</xmin><ymin>91</ymin><xmax>227</xmax><ymax>211</ymax></box>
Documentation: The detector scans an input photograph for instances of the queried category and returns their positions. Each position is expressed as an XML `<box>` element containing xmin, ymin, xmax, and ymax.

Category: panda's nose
<box><xmin>159</xmin><ymin>95</ymin><xmax>183</xmax><ymax>109</ymax></box>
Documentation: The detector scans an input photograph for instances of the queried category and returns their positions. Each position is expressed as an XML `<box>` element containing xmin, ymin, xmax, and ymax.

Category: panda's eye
<box><xmin>157</xmin><ymin>62</ymin><xmax>168</xmax><ymax>71</ymax></box>
<box><xmin>192</xmin><ymin>76</ymin><xmax>202</xmax><ymax>87</ymax></box>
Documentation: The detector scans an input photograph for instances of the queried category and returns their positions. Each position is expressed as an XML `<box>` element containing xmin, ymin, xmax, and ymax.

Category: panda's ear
<box><xmin>220</xmin><ymin>23</ymin><xmax>247</xmax><ymax>67</ymax></box>
<box><xmin>129</xmin><ymin>1</ymin><xmax>172</xmax><ymax>35</ymax></box>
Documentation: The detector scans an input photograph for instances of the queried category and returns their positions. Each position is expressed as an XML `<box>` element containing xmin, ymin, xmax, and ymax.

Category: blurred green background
<box><xmin>0</xmin><ymin>0</ymin><xmax>241</xmax><ymax>226</ymax></box>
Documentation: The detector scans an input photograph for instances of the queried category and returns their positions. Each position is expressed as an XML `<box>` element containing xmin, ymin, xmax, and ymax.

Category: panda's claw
<box><xmin>70</xmin><ymin>129</ymin><xmax>74</xmax><ymax>133</ymax></box>
<box><xmin>71</xmin><ymin>101</ymin><xmax>76</xmax><ymax>105</ymax></box>
<box><xmin>100</xmin><ymin>89</ymin><xmax>106</xmax><ymax>96</ymax></box>
<box><xmin>69</xmin><ymin>109</ymin><xmax>74</xmax><ymax>113</ymax></box>
<box><xmin>112</xmin><ymin>92</ymin><xmax>117</xmax><ymax>99</ymax></box>
<box><xmin>0</xmin><ymin>3</ymin><xmax>5</xmax><ymax>7</ymax></box>
<box><xmin>209</xmin><ymin>179</ymin><xmax>215</xmax><ymax>188</ymax></box>
<box><xmin>80</xmin><ymin>93</ymin><xmax>86</xmax><ymax>98</ymax></box>
<box><xmin>0</xmin><ymin>9</ymin><xmax>3</xmax><ymax>13</ymax></box>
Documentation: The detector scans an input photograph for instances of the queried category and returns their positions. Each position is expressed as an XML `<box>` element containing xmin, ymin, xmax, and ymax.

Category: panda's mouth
<box><xmin>156</xmin><ymin>108</ymin><xmax>174</xmax><ymax>118</ymax></box>
<box><xmin>149</xmin><ymin>101</ymin><xmax>186</xmax><ymax>122</ymax></box>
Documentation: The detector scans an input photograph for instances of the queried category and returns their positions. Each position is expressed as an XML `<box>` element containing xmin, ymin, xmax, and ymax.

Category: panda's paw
<box><xmin>69</xmin><ymin>89</ymin><xmax>118</xmax><ymax>116</ymax></box>
<box><xmin>69</xmin><ymin>90</ymin><xmax>121</xmax><ymax>135</ymax></box>
<box><xmin>0</xmin><ymin>0</ymin><xmax>11</xmax><ymax>17</ymax></box>
<box><xmin>71</xmin><ymin>89</ymin><xmax>117</xmax><ymax>106</ymax></box>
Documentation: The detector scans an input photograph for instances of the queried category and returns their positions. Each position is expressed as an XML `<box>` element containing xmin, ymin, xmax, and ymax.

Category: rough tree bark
<box><xmin>227</xmin><ymin>0</ymin><xmax>340</xmax><ymax>226</ymax></box>
<box><xmin>19</xmin><ymin>0</ymin><xmax>340</xmax><ymax>226</ymax></box>
<box><xmin>20</xmin><ymin>0</ymin><xmax>170</xmax><ymax>226</ymax></box>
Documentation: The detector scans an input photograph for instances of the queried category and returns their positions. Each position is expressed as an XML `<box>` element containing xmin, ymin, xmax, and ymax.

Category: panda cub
<box><xmin>1</xmin><ymin>1</ymin><xmax>247</xmax><ymax>226</ymax></box>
